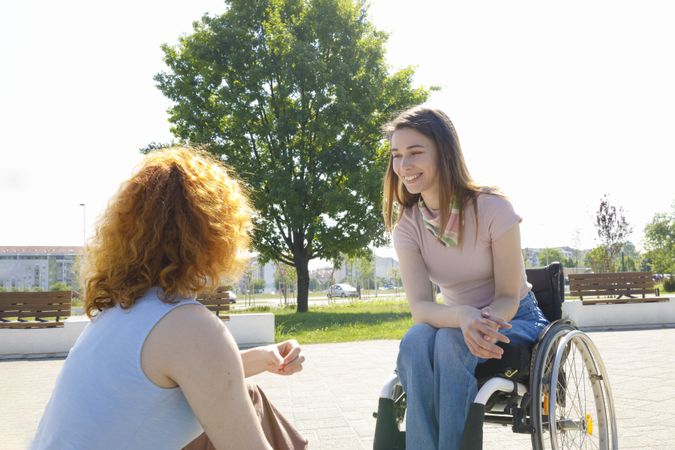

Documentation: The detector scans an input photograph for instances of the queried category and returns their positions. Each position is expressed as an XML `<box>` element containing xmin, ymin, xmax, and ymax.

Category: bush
<box><xmin>663</xmin><ymin>277</ymin><xmax>675</xmax><ymax>293</ymax></box>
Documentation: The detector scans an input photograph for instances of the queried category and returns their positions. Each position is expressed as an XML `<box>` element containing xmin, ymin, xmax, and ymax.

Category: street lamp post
<box><xmin>79</xmin><ymin>203</ymin><xmax>86</xmax><ymax>246</ymax></box>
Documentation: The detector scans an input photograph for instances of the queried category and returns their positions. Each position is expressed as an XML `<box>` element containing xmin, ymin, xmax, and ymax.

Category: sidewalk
<box><xmin>2</xmin><ymin>328</ymin><xmax>675</xmax><ymax>449</ymax></box>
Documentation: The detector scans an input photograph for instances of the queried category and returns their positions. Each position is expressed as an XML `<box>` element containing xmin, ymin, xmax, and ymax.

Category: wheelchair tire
<box><xmin>530</xmin><ymin>323</ymin><xmax>618</xmax><ymax>449</ymax></box>
<box><xmin>373</xmin><ymin>384</ymin><xmax>406</xmax><ymax>450</ymax></box>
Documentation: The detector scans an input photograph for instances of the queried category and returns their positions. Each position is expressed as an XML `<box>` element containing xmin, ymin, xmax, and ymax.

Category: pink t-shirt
<box><xmin>393</xmin><ymin>193</ymin><xmax>530</xmax><ymax>308</ymax></box>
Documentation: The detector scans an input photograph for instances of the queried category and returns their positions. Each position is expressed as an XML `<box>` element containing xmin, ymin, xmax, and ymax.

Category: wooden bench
<box><xmin>569</xmin><ymin>272</ymin><xmax>667</xmax><ymax>305</ymax></box>
<box><xmin>0</xmin><ymin>291</ymin><xmax>72</xmax><ymax>328</ymax></box>
<box><xmin>197</xmin><ymin>287</ymin><xmax>233</xmax><ymax>320</ymax></box>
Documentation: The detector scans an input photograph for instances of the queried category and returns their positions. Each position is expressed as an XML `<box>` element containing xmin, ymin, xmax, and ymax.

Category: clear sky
<box><xmin>2</xmin><ymin>0</ymin><xmax>674</xmax><ymax>260</ymax></box>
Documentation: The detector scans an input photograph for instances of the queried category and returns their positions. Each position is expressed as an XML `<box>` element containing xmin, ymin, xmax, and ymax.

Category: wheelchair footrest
<box><xmin>459</xmin><ymin>402</ymin><xmax>485</xmax><ymax>450</ymax></box>
<box><xmin>373</xmin><ymin>398</ymin><xmax>405</xmax><ymax>450</ymax></box>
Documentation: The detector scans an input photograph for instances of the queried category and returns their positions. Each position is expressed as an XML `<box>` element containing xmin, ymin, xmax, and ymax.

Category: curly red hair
<box><xmin>82</xmin><ymin>146</ymin><xmax>251</xmax><ymax>317</ymax></box>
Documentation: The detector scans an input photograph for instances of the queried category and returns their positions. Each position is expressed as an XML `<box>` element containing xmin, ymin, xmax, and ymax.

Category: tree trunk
<box><xmin>295</xmin><ymin>254</ymin><xmax>310</xmax><ymax>313</ymax></box>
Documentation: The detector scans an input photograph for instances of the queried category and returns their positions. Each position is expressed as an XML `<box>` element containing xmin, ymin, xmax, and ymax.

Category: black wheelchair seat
<box><xmin>475</xmin><ymin>341</ymin><xmax>532</xmax><ymax>383</ymax></box>
<box><xmin>475</xmin><ymin>263</ymin><xmax>564</xmax><ymax>384</ymax></box>
<box><xmin>373</xmin><ymin>262</ymin><xmax>619</xmax><ymax>450</ymax></box>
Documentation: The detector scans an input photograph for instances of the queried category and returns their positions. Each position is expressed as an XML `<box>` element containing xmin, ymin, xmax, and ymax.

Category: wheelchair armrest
<box><xmin>474</xmin><ymin>377</ymin><xmax>527</xmax><ymax>405</ymax></box>
<box><xmin>379</xmin><ymin>372</ymin><xmax>401</xmax><ymax>399</ymax></box>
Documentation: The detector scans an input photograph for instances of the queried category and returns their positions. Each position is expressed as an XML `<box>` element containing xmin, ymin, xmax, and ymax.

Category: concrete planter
<box><xmin>562</xmin><ymin>296</ymin><xmax>675</xmax><ymax>330</ymax></box>
<box><xmin>0</xmin><ymin>313</ymin><xmax>274</xmax><ymax>359</ymax></box>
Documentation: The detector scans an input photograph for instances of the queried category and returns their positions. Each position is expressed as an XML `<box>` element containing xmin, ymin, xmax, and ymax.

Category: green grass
<box><xmin>234</xmin><ymin>300</ymin><xmax>413</xmax><ymax>344</ymax></box>
<box><xmin>656</xmin><ymin>281</ymin><xmax>675</xmax><ymax>295</ymax></box>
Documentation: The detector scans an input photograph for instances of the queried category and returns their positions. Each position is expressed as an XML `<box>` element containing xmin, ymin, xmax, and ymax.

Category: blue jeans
<box><xmin>396</xmin><ymin>291</ymin><xmax>549</xmax><ymax>450</ymax></box>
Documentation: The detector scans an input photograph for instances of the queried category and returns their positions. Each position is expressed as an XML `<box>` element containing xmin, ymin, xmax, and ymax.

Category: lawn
<box><xmin>235</xmin><ymin>300</ymin><xmax>413</xmax><ymax>344</ymax></box>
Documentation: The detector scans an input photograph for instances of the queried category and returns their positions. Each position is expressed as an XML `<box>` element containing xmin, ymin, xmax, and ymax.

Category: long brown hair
<box><xmin>382</xmin><ymin>106</ymin><xmax>489</xmax><ymax>245</ymax></box>
<box><xmin>81</xmin><ymin>147</ymin><xmax>252</xmax><ymax>317</ymax></box>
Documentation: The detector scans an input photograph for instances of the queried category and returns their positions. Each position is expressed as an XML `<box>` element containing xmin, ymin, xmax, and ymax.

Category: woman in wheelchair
<box><xmin>382</xmin><ymin>106</ymin><xmax>550</xmax><ymax>449</ymax></box>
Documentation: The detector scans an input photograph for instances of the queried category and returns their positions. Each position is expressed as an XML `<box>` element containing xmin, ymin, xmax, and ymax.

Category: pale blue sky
<box><xmin>2</xmin><ymin>0</ymin><xmax>673</xmax><ymax>260</ymax></box>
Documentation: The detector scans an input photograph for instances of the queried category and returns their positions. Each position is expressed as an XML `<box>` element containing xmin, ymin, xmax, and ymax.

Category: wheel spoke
<box><xmin>531</xmin><ymin>325</ymin><xmax>615</xmax><ymax>450</ymax></box>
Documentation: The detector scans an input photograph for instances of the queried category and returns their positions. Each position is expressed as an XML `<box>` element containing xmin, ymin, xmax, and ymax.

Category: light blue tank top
<box><xmin>31</xmin><ymin>288</ymin><xmax>203</xmax><ymax>449</ymax></box>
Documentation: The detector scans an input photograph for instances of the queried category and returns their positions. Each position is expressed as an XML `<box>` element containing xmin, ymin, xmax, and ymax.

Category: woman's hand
<box><xmin>458</xmin><ymin>306</ymin><xmax>511</xmax><ymax>359</ymax></box>
<box><xmin>264</xmin><ymin>340</ymin><xmax>305</xmax><ymax>376</ymax></box>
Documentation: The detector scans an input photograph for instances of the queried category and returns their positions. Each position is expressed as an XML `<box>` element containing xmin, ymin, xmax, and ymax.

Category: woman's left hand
<box><xmin>266</xmin><ymin>340</ymin><xmax>305</xmax><ymax>376</ymax></box>
<box><xmin>479</xmin><ymin>306</ymin><xmax>512</xmax><ymax>331</ymax></box>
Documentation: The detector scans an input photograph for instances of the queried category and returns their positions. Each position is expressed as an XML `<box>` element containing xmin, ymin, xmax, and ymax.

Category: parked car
<box><xmin>327</xmin><ymin>283</ymin><xmax>358</xmax><ymax>299</ymax></box>
<box><xmin>213</xmin><ymin>286</ymin><xmax>237</xmax><ymax>303</ymax></box>
<box><xmin>226</xmin><ymin>290</ymin><xmax>237</xmax><ymax>303</ymax></box>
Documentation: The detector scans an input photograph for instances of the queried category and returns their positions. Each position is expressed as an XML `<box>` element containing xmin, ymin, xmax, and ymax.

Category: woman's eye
<box><xmin>392</xmin><ymin>154</ymin><xmax>401</xmax><ymax>159</ymax></box>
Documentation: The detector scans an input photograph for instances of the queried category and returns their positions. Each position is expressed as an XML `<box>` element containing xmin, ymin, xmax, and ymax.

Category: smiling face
<box><xmin>391</xmin><ymin>127</ymin><xmax>441</xmax><ymax>209</ymax></box>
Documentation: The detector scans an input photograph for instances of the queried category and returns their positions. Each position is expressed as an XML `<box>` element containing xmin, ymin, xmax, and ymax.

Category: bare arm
<box><xmin>397</xmin><ymin>246</ymin><xmax>508</xmax><ymax>359</ymax></box>
<box><xmin>240</xmin><ymin>340</ymin><xmax>304</xmax><ymax>378</ymax></box>
<box><xmin>143</xmin><ymin>304</ymin><xmax>272</xmax><ymax>450</ymax></box>
<box><xmin>483</xmin><ymin>223</ymin><xmax>526</xmax><ymax>323</ymax></box>
<box><xmin>396</xmin><ymin>245</ymin><xmax>466</xmax><ymax>328</ymax></box>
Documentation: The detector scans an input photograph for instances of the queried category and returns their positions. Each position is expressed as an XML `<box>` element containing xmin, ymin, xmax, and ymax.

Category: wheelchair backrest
<box><xmin>525</xmin><ymin>262</ymin><xmax>564</xmax><ymax>322</ymax></box>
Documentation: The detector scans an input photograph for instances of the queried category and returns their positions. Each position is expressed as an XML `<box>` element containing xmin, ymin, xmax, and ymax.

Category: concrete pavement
<box><xmin>2</xmin><ymin>328</ymin><xmax>675</xmax><ymax>449</ymax></box>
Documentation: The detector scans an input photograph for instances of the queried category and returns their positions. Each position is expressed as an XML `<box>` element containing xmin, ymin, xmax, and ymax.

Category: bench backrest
<box><xmin>0</xmin><ymin>291</ymin><xmax>72</xmax><ymax>326</ymax></box>
<box><xmin>569</xmin><ymin>272</ymin><xmax>654</xmax><ymax>298</ymax></box>
<box><xmin>526</xmin><ymin>262</ymin><xmax>564</xmax><ymax>322</ymax></box>
<box><xmin>197</xmin><ymin>288</ymin><xmax>232</xmax><ymax>320</ymax></box>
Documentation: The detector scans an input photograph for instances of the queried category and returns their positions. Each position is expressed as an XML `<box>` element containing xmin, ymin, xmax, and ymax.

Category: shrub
<box><xmin>663</xmin><ymin>277</ymin><xmax>675</xmax><ymax>293</ymax></box>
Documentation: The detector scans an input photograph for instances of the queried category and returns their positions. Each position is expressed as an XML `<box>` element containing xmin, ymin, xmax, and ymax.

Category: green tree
<box><xmin>613</xmin><ymin>241</ymin><xmax>640</xmax><ymax>272</ymax></box>
<box><xmin>275</xmin><ymin>264</ymin><xmax>297</xmax><ymax>303</ymax></box>
<box><xmin>251</xmin><ymin>278</ymin><xmax>266</xmax><ymax>293</ymax></box>
<box><xmin>594</xmin><ymin>194</ymin><xmax>632</xmax><ymax>272</ymax></box>
<box><xmin>154</xmin><ymin>0</ymin><xmax>430</xmax><ymax>311</ymax></box>
<box><xmin>643</xmin><ymin>204</ymin><xmax>675</xmax><ymax>274</ymax></box>
<box><xmin>49</xmin><ymin>282</ymin><xmax>71</xmax><ymax>292</ymax></box>
<box><xmin>356</xmin><ymin>253</ymin><xmax>375</xmax><ymax>291</ymax></box>
<box><xmin>345</xmin><ymin>251</ymin><xmax>374</xmax><ymax>292</ymax></box>
<box><xmin>615</xmin><ymin>255</ymin><xmax>637</xmax><ymax>272</ymax></box>
<box><xmin>388</xmin><ymin>267</ymin><xmax>401</xmax><ymax>288</ymax></box>
<box><xmin>584</xmin><ymin>246</ymin><xmax>610</xmax><ymax>273</ymax></box>
<box><xmin>537</xmin><ymin>248</ymin><xmax>564</xmax><ymax>267</ymax></box>
<box><xmin>308</xmin><ymin>276</ymin><xmax>319</xmax><ymax>292</ymax></box>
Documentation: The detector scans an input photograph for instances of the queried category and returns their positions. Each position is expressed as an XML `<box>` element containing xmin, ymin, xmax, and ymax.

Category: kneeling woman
<box><xmin>382</xmin><ymin>107</ymin><xmax>549</xmax><ymax>449</ymax></box>
<box><xmin>32</xmin><ymin>147</ymin><xmax>307</xmax><ymax>450</ymax></box>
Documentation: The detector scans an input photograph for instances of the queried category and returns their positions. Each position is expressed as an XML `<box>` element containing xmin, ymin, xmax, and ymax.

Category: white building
<box><xmin>237</xmin><ymin>256</ymin><xmax>277</xmax><ymax>294</ymax></box>
<box><xmin>331</xmin><ymin>254</ymin><xmax>400</xmax><ymax>287</ymax></box>
<box><xmin>0</xmin><ymin>246</ymin><xmax>80</xmax><ymax>291</ymax></box>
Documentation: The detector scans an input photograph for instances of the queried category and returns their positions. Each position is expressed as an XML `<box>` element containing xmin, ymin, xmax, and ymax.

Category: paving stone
<box><xmin>3</xmin><ymin>330</ymin><xmax>675</xmax><ymax>449</ymax></box>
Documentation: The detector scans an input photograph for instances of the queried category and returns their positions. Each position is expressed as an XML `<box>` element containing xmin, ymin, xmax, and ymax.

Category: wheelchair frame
<box><xmin>373</xmin><ymin>263</ymin><xmax>618</xmax><ymax>450</ymax></box>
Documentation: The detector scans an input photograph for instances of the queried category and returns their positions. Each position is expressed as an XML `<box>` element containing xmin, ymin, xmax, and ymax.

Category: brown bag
<box><xmin>183</xmin><ymin>382</ymin><xmax>308</xmax><ymax>450</ymax></box>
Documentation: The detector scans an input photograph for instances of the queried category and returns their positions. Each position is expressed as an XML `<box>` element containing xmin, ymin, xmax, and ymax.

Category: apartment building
<box><xmin>0</xmin><ymin>246</ymin><xmax>80</xmax><ymax>291</ymax></box>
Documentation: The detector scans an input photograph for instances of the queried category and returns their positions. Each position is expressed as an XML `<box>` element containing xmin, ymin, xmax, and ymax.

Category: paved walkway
<box><xmin>2</xmin><ymin>328</ymin><xmax>675</xmax><ymax>449</ymax></box>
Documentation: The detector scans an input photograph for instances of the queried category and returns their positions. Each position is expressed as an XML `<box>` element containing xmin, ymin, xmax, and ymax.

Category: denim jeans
<box><xmin>396</xmin><ymin>291</ymin><xmax>549</xmax><ymax>450</ymax></box>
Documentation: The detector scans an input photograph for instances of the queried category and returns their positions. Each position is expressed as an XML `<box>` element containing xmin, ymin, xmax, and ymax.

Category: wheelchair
<box><xmin>373</xmin><ymin>262</ymin><xmax>618</xmax><ymax>450</ymax></box>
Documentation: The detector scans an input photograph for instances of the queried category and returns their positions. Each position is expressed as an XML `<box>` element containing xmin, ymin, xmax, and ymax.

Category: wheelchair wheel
<box><xmin>530</xmin><ymin>324</ymin><xmax>618</xmax><ymax>449</ymax></box>
<box><xmin>373</xmin><ymin>383</ymin><xmax>406</xmax><ymax>449</ymax></box>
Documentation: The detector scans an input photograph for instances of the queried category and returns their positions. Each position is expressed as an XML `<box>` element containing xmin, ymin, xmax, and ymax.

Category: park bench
<box><xmin>196</xmin><ymin>287</ymin><xmax>233</xmax><ymax>321</ymax></box>
<box><xmin>0</xmin><ymin>291</ymin><xmax>72</xmax><ymax>328</ymax></box>
<box><xmin>569</xmin><ymin>272</ymin><xmax>667</xmax><ymax>305</ymax></box>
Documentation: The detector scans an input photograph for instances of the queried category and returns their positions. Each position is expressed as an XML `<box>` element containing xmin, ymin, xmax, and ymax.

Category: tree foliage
<box><xmin>594</xmin><ymin>194</ymin><xmax>632</xmax><ymax>272</ymax></box>
<box><xmin>49</xmin><ymin>282</ymin><xmax>71</xmax><ymax>292</ymax></box>
<box><xmin>643</xmin><ymin>203</ymin><xmax>675</xmax><ymax>274</ymax></box>
<box><xmin>584</xmin><ymin>246</ymin><xmax>611</xmax><ymax>273</ymax></box>
<box><xmin>537</xmin><ymin>248</ymin><xmax>564</xmax><ymax>267</ymax></box>
<box><xmin>155</xmin><ymin>0</ymin><xmax>430</xmax><ymax>311</ymax></box>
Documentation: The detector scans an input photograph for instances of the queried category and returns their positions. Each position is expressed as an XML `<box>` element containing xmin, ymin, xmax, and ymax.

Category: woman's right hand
<box><xmin>458</xmin><ymin>306</ymin><xmax>510</xmax><ymax>359</ymax></box>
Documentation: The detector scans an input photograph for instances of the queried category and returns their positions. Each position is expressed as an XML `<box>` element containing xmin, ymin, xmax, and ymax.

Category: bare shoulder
<box><xmin>142</xmin><ymin>303</ymin><xmax>235</xmax><ymax>387</ymax></box>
